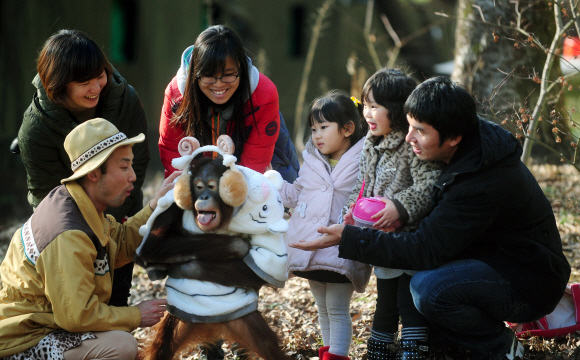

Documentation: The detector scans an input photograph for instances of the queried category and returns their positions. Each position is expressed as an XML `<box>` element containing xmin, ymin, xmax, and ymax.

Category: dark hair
<box><xmin>77</xmin><ymin>158</ymin><xmax>108</xmax><ymax>185</ymax></box>
<box><xmin>99</xmin><ymin>162</ymin><xmax>108</xmax><ymax>175</ymax></box>
<box><xmin>37</xmin><ymin>29</ymin><xmax>113</xmax><ymax>106</ymax></box>
<box><xmin>308</xmin><ymin>90</ymin><xmax>368</xmax><ymax>145</ymax></box>
<box><xmin>172</xmin><ymin>25</ymin><xmax>252</xmax><ymax>146</ymax></box>
<box><xmin>361</xmin><ymin>68</ymin><xmax>417</xmax><ymax>133</ymax></box>
<box><xmin>404</xmin><ymin>76</ymin><xmax>478</xmax><ymax>145</ymax></box>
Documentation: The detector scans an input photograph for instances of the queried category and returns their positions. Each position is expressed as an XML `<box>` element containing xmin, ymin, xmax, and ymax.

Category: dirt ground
<box><xmin>2</xmin><ymin>164</ymin><xmax>580</xmax><ymax>359</ymax></box>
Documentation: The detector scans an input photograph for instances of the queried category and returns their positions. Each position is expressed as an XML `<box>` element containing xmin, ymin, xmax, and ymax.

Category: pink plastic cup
<box><xmin>352</xmin><ymin>197</ymin><xmax>385</xmax><ymax>228</ymax></box>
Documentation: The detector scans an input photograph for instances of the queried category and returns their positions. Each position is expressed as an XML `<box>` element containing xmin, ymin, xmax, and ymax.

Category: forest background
<box><xmin>2</xmin><ymin>0</ymin><xmax>580</xmax><ymax>358</ymax></box>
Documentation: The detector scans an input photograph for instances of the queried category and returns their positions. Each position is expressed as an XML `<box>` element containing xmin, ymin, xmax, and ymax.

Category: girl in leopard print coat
<box><xmin>342</xmin><ymin>69</ymin><xmax>443</xmax><ymax>360</ymax></box>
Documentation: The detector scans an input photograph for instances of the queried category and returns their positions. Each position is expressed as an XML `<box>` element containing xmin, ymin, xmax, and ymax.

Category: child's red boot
<box><xmin>322</xmin><ymin>351</ymin><xmax>350</xmax><ymax>360</ymax></box>
<box><xmin>318</xmin><ymin>346</ymin><xmax>330</xmax><ymax>359</ymax></box>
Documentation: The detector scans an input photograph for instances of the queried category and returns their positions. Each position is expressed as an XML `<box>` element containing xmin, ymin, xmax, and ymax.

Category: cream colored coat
<box><xmin>280</xmin><ymin>139</ymin><xmax>371</xmax><ymax>293</ymax></box>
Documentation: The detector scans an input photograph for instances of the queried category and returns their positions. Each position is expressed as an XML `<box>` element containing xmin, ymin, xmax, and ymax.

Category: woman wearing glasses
<box><xmin>159</xmin><ymin>24</ymin><xmax>288</xmax><ymax>179</ymax></box>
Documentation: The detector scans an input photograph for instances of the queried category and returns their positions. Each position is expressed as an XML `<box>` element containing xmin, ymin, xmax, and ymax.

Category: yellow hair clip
<box><xmin>351</xmin><ymin>96</ymin><xmax>362</xmax><ymax>106</ymax></box>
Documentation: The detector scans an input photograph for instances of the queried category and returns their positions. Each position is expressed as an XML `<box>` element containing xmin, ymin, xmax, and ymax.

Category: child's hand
<box><xmin>376</xmin><ymin>220</ymin><xmax>403</xmax><ymax>233</ymax></box>
<box><xmin>343</xmin><ymin>205</ymin><xmax>355</xmax><ymax>225</ymax></box>
<box><xmin>371</xmin><ymin>198</ymin><xmax>399</xmax><ymax>229</ymax></box>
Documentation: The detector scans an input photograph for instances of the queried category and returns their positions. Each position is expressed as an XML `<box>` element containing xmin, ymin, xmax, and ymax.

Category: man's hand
<box><xmin>149</xmin><ymin>171</ymin><xmax>182</xmax><ymax>210</ymax></box>
<box><xmin>289</xmin><ymin>224</ymin><xmax>345</xmax><ymax>251</ymax></box>
<box><xmin>371</xmin><ymin>198</ymin><xmax>399</xmax><ymax>229</ymax></box>
<box><xmin>136</xmin><ymin>298</ymin><xmax>168</xmax><ymax>327</ymax></box>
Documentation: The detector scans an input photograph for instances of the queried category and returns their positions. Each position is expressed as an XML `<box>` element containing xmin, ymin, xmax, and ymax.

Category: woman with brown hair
<box><xmin>17</xmin><ymin>29</ymin><xmax>150</xmax><ymax>308</ymax></box>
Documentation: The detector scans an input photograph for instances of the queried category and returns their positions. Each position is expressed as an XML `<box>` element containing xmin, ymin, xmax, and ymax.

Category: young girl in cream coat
<box><xmin>280</xmin><ymin>90</ymin><xmax>370</xmax><ymax>360</ymax></box>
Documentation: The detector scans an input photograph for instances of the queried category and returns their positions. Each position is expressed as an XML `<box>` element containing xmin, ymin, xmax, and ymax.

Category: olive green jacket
<box><xmin>18</xmin><ymin>70</ymin><xmax>150</xmax><ymax>220</ymax></box>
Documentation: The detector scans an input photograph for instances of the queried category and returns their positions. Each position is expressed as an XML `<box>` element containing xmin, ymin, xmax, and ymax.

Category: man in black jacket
<box><xmin>290</xmin><ymin>76</ymin><xmax>570</xmax><ymax>360</ymax></box>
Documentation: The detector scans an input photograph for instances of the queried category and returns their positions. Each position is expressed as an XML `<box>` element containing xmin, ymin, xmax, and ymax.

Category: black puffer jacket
<box><xmin>18</xmin><ymin>69</ymin><xmax>150</xmax><ymax>220</ymax></box>
<box><xmin>340</xmin><ymin>118</ymin><xmax>570</xmax><ymax>314</ymax></box>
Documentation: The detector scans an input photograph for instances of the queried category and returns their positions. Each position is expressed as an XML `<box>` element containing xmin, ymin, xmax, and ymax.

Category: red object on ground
<box><xmin>563</xmin><ymin>37</ymin><xmax>580</xmax><ymax>58</ymax></box>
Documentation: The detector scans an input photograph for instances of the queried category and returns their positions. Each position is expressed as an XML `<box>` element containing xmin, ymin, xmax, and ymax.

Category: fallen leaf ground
<box><xmin>2</xmin><ymin>164</ymin><xmax>580</xmax><ymax>359</ymax></box>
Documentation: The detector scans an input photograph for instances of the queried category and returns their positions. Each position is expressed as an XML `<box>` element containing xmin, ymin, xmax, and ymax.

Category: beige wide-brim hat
<box><xmin>61</xmin><ymin>118</ymin><xmax>145</xmax><ymax>184</ymax></box>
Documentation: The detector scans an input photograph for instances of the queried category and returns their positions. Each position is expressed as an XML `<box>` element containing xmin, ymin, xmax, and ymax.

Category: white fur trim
<box><xmin>264</xmin><ymin>170</ymin><xmax>284</xmax><ymax>191</ymax></box>
<box><xmin>182</xmin><ymin>210</ymin><xmax>201</xmax><ymax>234</ymax></box>
<box><xmin>137</xmin><ymin>188</ymin><xmax>174</xmax><ymax>250</ymax></box>
<box><xmin>171</xmin><ymin>155</ymin><xmax>193</xmax><ymax>171</ymax></box>
<box><xmin>222</xmin><ymin>154</ymin><xmax>237</xmax><ymax>169</ymax></box>
<box><xmin>166</xmin><ymin>278</ymin><xmax>258</xmax><ymax>317</ymax></box>
<box><xmin>171</xmin><ymin>145</ymin><xmax>239</xmax><ymax>174</ymax></box>
<box><xmin>246</xmin><ymin>233</ymin><xmax>288</xmax><ymax>282</ymax></box>
<box><xmin>268</xmin><ymin>218</ymin><xmax>290</xmax><ymax>234</ymax></box>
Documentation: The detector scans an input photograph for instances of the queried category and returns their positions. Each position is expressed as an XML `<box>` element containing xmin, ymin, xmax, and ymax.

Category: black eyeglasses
<box><xmin>197</xmin><ymin>74</ymin><xmax>239</xmax><ymax>84</ymax></box>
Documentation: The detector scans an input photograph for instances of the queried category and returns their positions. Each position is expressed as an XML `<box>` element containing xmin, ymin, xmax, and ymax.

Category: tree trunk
<box><xmin>452</xmin><ymin>0</ymin><xmax>569</xmax><ymax>163</ymax></box>
<box><xmin>452</xmin><ymin>0</ymin><xmax>528</xmax><ymax>108</ymax></box>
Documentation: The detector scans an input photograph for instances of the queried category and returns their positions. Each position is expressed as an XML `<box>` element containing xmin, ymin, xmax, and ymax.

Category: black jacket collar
<box><xmin>436</xmin><ymin>117</ymin><xmax>521</xmax><ymax>189</ymax></box>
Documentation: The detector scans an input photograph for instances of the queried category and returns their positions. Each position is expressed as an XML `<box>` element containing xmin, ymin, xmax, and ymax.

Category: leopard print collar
<box><xmin>364</xmin><ymin>130</ymin><xmax>407</xmax><ymax>152</ymax></box>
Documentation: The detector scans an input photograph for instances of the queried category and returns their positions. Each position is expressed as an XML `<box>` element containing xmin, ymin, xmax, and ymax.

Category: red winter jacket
<box><xmin>158</xmin><ymin>74</ymin><xmax>280</xmax><ymax>178</ymax></box>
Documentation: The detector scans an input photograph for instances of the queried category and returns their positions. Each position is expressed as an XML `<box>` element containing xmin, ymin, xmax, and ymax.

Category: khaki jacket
<box><xmin>0</xmin><ymin>181</ymin><xmax>152</xmax><ymax>357</ymax></box>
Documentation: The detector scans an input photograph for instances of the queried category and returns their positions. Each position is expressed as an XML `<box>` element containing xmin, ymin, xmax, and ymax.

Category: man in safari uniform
<box><xmin>0</xmin><ymin>118</ymin><xmax>179</xmax><ymax>360</ymax></box>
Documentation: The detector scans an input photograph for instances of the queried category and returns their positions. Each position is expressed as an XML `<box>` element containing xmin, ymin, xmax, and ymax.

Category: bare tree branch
<box><xmin>380</xmin><ymin>13</ymin><xmax>448</xmax><ymax>69</ymax></box>
<box><xmin>380</xmin><ymin>12</ymin><xmax>401</xmax><ymax>47</ymax></box>
<box><xmin>379</xmin><ymin>13</ymin><xmax>400</xmax><ymax>69</ymax></box>
<box><xmin>364</xmin><ymin>0</ymin><xmax>382</xmax><ymax>70</ymax></box>
<box><xmin>486</xmin><ymin>102</ymin><xmax>580</xmax><ymax>171</ymax></box>
<box><xmin>399</xmin><ymin>18</ymin><xmax>448</xmax><ymax>48</ymax></box>
<box><xmin>521</xmin><ymin>2</ymin><xmax>569</xmax><ymax>164</ymax></box>
<box><xmin>473</xmin><ymin>5</ymin><xmax>486</xmax><ymax>22</ymax></box>
<box><xmin>441</xmin><ymin>4</ymin><xmax>580</xmax><ymax>87</ymax></box>
<box><xmin>570</xmin><ymin>0</ymin><xmax>580</xmax><ymax>39</ymax></box>
<box><xmin>293</xmin><ymin>0</ymin><xmax>335</xmax><ymax>153</ymax></box>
